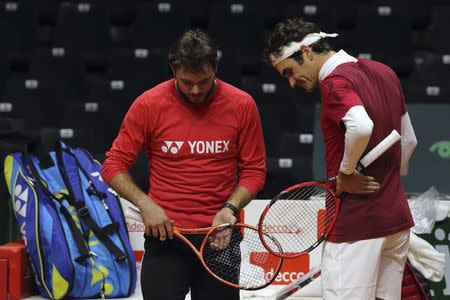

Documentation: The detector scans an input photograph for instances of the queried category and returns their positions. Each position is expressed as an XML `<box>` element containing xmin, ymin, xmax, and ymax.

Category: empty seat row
<box><xmin>2</xmin><ymin>0</ymin><xmax>450</xmax><ymax>69</ymax></box>
<box><xmin>1</xmin><ymin>51</ymin><xmax>449</xmax><ymax>134</ymax></box>
<box><xmin>2</xmin><ymin>0</ymin><xmax>438</xmax><ymax>28</ymax></box>
<box><xmin>406</xmin><ymin>54</ymin><xmax>450</xmax><ymax>102</ymax></box>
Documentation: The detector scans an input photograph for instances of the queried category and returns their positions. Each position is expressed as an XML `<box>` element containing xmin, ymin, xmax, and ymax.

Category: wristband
<box><xmin>220</xmin><ymin>203</ymin><xmax>239</xmax><ymax>215</ymax></box>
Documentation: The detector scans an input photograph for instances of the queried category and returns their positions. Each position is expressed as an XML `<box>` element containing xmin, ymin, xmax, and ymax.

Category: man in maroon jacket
<box><xmin>102</xmin><ymin>29</ymin><xmax>265</xmax><ymax>299</ymax></box>
<box><xmin>264</xmin><ymin>18</ymin><xmax>417</xmax><ymax>300</ymax></box>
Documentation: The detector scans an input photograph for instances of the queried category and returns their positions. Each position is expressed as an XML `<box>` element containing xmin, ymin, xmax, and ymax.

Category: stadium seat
<box><xmin>36</xmin><ymin>0</ymin><xmax>61</xmax><ymax>25</ymax></box>
<box><xmin>283</xmin><ymin>0</ymin><xmax>337</xmax><ymax>32</ymax></box>
<box><xmin>59</xmin><ymin>100</ymin><xmax>114</xmax><ymax>153</ymax></box>
<box><xmin>0</xmin><ymin>57</ymin><xmax>10</xmax><ymax>95</ymax></box>
<box><xmin>53</xmin><ymin>1</ymin><xmax>111</xmax><ymax>69</ymax></box>
<box><xmin>59</xmin><ymin>127</ymin><xmax>105</xmax><ymax>154</ymax></box>
<box><xmin>324</xmin><ymin>0</ymin><xmax>359</xmax><ymax>29</ymax></box>
<box><xmin>170</xmin><ymin>0</ymin><xmax>213</xmax><ymax>28</ymax></box>
<box><xmin>107</xmin><ymin>0</ymin><xmax>137</xmax><ymax>25</ymax></box>
<box><xmin>353</xmin><ymin>3</ymin><xmax>414</xmax><ymax>77</ymax></box>
<box><xmin>259</xmin><ymin>65</ymin><xmax>318</xmax><ymax>132</ymax></box>
<box><xmin>401</xmin><ymin>0</ymin><xmax>432</xmax><ymax>29</ymax></box>
<box><xmin>428</xmin><ymin>5</ymin><xmax>450</xmax><ymax>53</ymax></box>
<box><xmin>82</xmin><ymin>79</ymin><xmax>133</xmax><ymax>150</ymax></box>
<box><xmin>278</xmin><ymin>132</ymin><xmax>314</xmax><ymax>158</ymax></box>
<box><xmin>260</xmin><ymin>156</ymin><xmax>312</xmax><ymax>198</ymax></box>
<box><xmin>257</xmin><ymin>102</ymin><xmax>284</xmax><ymax>156</ymax></box>
<box><xmin>0</xmin><ymin>0</ymin><xmax>38</xmax><ymax>65</ymax></box>
<box><xmin>208</xmin><ymin>1</ymin><xmax>265</xmax><ymax>74</ymax></box>
<box><xmin>1</xmin><ymin>75</ymin><xmax>43</xmax><ymax>128</ymax></box>
<box><xmin>131</xmin><ymin>2</ymin><xmax>189</xmax><ymax>53</ymax></box>
<box><xmin>241</xmin><ymin>73</ymin><xmax>303</xmax><ymax>156</ymax></box>
<box><xmin>107</xmin><ymin>48</ymin><xmax>168</xmax><ymax>98</ymax></box>
<box><xmin>216</xmin><ymin>50</ymin><xmax>242</xmax><ymax>87</ymax></box>
<box><xmin>364</xmin><ymin>0</ymin><xmax>432</xmax><ymax>29</ymax></box>
<box><xmin>406</xmin><ymin>54</ymin><xmax>450</xmax><ymax>103</ymax></box>
<box><xmin>28</xmin><ymin>48</ymin><xmax>89</xmax><ymax>118</ymax></box>
<box><xmin>249</xmin><ymin>0</ymin><xmax>285</xmax><ymax>29</ymax></box>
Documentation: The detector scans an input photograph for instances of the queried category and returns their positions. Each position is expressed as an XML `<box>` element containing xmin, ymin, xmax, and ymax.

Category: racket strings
<box><xmin>260</xmin><ymin>184</ymin><xmax>337</xmax><ymax>257</ymax></box>
<box><xmin>202</xmin><ymin>225</ymin><xmax>282</xmax><ymax>290</ymax></box>
<box><xmin>284</xmin><ymin>186</ymin><xmax>337</xmax><ymax>237</ymax></box>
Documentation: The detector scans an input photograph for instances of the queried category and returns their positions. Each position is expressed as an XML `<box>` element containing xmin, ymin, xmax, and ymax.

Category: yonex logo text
<box><xmin>188</xmin><ymin>140</ymin><xmax>230</xmax><ymax>154</ymax></box>
<box><xmin>162</xmin><ymin>140</ymin><xmax>230</xmax><ymax>155</ymax></box>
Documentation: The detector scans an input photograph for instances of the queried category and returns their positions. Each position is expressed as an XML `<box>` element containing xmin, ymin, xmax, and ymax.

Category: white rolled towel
<box><xmin>407</xmin><ymin>231</ymin><xmax>446</xmax><ymax>282</ymax></box>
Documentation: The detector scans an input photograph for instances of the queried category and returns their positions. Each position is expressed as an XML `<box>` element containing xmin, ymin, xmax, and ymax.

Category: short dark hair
<box><xmin>263</xmin><ymin>18</ymin><xmax>334</xmax><ymax>65</ymax></box>
<box><xmin>168</xmin><ymin>29</ymin><xmax>219</xmax><ymax>73</ymax></box>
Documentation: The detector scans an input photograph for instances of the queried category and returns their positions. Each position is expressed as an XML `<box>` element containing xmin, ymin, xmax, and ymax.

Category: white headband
<box><xmin>270</xmin><ymin>32</ymin><xmax>339</xmax><ymax>66</ymax></box>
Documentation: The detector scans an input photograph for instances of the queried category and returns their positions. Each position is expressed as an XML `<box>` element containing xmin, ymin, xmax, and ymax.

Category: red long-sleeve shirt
<box><xmin>101</xmin><ymin>78</ymin><xmax>266</xmax><ymax>228</ymax></box>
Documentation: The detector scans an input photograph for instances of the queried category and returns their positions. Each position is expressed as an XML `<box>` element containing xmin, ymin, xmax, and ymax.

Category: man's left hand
<box><xmin>209</xmin><ymin>206</ymin><xmax>237</xmax><ymax>250</ymax></box>
<box><xmin>336</xmin><ymin>170</ymin><xmax>380</xmax><ymax>196</ymax></box>
<box><xmin>211</xmin><ymin>206</ymin><xmax>237</xmax><ymax>227</ymax></box>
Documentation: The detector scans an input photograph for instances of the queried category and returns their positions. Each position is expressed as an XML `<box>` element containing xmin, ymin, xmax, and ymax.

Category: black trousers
<box><xmin>141</xmin><ymin>234</ymin><xmax>240</xmax><ymax>300</ymax></box>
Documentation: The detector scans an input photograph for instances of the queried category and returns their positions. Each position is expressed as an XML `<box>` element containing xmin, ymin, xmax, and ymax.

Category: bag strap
<box><xmin>56</xmin><ymin>142</ymin><xmax>127</xmax><ymax>262</ymax></box>
<box><xmin>22</xmin><ymin>150</ymin><xmax>92</xmax><ymax>263</ymax></box>
<box><xmin>59</xmin><ymin>203</ymin><xmax>92</xmax><ymax>263</ymax></box>
<box><xmin>74</xmin><ymin>203</ymin><xmax>127</xmax><ymax>261</ymax></box>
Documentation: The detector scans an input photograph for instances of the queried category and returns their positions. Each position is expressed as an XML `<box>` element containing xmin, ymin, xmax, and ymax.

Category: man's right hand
<box><xmin>137</xmin><ymin>199</ymin><xmax>174</xmax><ymax>241</ymax></box>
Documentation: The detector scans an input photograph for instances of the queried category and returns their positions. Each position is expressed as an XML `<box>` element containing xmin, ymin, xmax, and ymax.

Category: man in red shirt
<box><xmin>102</xmin><ymin>29</ymin><xmax>266</xmax><ymax>299</ymax></box>
<box><xmin>263</xmin><ymin>18</ymin><xmax>417</xmax><ymax>300</ymax></box>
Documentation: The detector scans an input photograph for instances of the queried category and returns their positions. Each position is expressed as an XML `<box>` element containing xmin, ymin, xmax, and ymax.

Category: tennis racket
<box><xmin>273</xmin><ymin>266</ymin><xmax>321</xmax><ymax>300</ymax></box>
<box><xmin>125</xmin><ymin>206</ymin><xmax>284</xmax><ymax>290</ymax></box>
<box><xmin>258</xmin><ymin>129</ymin><xmax>401</xmax><ymax>258</ymax></box>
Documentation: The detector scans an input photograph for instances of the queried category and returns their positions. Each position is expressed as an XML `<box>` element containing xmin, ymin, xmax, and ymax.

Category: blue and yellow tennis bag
<box><xmin>3</xmin><ymin>141</ymin><xmax>136</xmax><ymax>299</ymax></box>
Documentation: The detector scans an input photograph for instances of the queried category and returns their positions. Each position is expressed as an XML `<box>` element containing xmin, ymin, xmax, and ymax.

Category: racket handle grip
<box><xmin>359</xmin><ymin>129</ymin><xmax>400</xmax><ymax>169</ymax></box>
